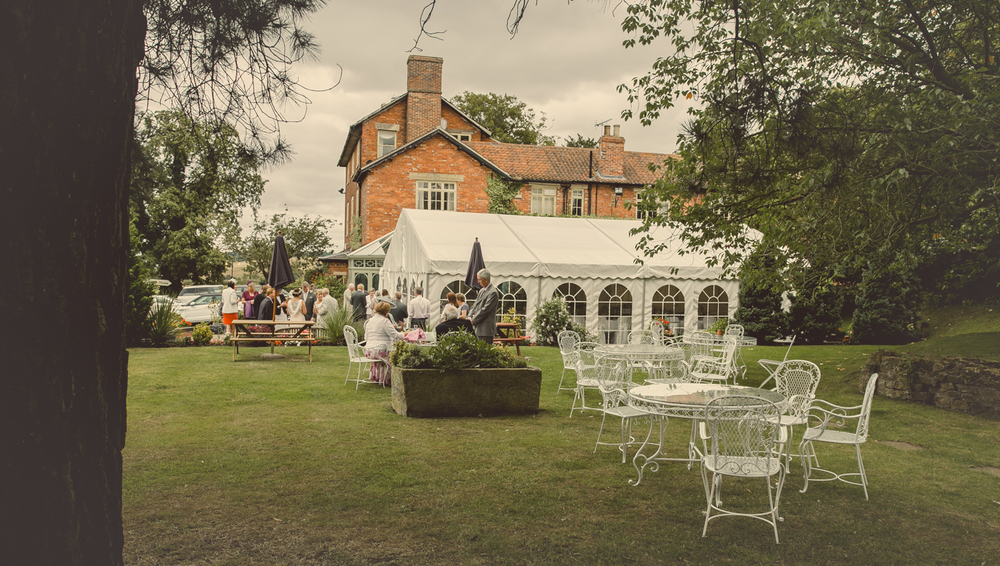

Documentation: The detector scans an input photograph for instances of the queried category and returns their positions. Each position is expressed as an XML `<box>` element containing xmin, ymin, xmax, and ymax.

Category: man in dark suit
<box><xmin>302</xmin><ymin>282</ymin><xmax>316</xmax><ymax>320</ymax></box>
<box><xmin>350</xmin><ymin>283</ymin><xmax>367</xmax><ymax>321</ymax></box>
<box><xmin>468</xmin><ymin>268</ymin><xmax>500</xmax><ymax>344</ymax></box>
<box><xmin>389</xmin><ymin>292</ymin><xmax>408</xmax><ymax>328</ymax></box>
<box><xmin>435</xmin><ymin>304</ymin><xmax>474</xmax><ymax>337</ymax></box>
<box><xmin>257</xmin><ymin>287</ymin><xmax>275</xmax><ymax>321</ymax></box>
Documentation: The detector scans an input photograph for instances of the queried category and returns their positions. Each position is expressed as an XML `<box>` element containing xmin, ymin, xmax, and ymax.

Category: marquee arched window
<box><xmin>598</xmin><ymin>284</ymin><xmax>632</xmax><ymax>344</ymax></box>
<box><xmin>698</xmin><ymin>285</ymin><xmax>729</xmax><ymax>330</ymax></box>
<box><xmin>553</xmin><ymin>283</ymin><xmax>587</xmax><ymax>327</ymax></box>
<box><xmin>652</xmin><ymin>284</ymin><xmax>685</xmax><ymax>334</ymax></box>
<box><xmin>496</xmin><ymin>280</ymin><xmax>527</xmax><ymax>329</ymax></box>
<box><xmin>440</xmin><ymin>280</ymin><xmax>479</xmax><ymax>309</ymax></box>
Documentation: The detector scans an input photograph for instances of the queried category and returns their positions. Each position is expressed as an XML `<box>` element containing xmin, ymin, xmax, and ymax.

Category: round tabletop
<box><xmin>594</xmin><ymin>344</ymin><xmax>686</xmax><ymax>360</ymax></box>
<box><xmin>628</xmin><ymin>383</ymin><xmax>784</xmax><ymax>419</ymax></box>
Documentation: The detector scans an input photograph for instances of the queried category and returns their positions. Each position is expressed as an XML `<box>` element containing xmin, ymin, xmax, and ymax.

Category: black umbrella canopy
<box><xmin>464</xmin><ymin>238</ymin><xmax>486</xmax><ymax>290</ymax></box>
<box><xmin>268</xmin><ymin>233</ymin><xmax>295</xmax><ymax>290</ymax></box>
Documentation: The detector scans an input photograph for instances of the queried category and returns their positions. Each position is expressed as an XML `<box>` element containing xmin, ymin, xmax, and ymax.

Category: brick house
<box><xmin>337</xmin><ymin>55</ymin><xmax>678</xmax><ymax>249</ymax></box>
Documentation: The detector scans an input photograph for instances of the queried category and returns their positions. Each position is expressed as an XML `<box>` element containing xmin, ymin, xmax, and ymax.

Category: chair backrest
<box><xmin>686</xmin><ymin>331</ymin><xmax>716</xmax><ymax>360</ymax></box>
<box><xmin>773</xmin><ymin>359</ymin><xmax>822</xmax><ymax>416</ymax></box>
<box><xmin>703</xmin><ymin>396</ymin><xmax>783</xmax><ymax>475</ymax></box>
<box><xmin>595</xmin><ymin>357</ymin><xmax>631</xmax><ymax>406</ymax></box>
<box><xmin>649</xmin><ymin>320</ymin><xmax>666</xmax><ymax>343</ymax></box>
<box><xmin>724</xmin><ymin>323</ymin><xmax>745</xmax><ymax>340</ymax></box>
<box><xmin>344</xmin><ymin>325</ymin><xmax>359</xmax><ymax>354</ymax></box>
<box><xmin>558</xmin><ymin>330</ymin><xmax>580</xmax><ymax>354</ymax></box>
<box><xmin>629</xmin><ymin>330</ymin><xmax>658</xmax><ymax>345</ymax></box>
<box><xmin>857</xmin><ymin>373</ymin><xmax>879</xmax><ymax>441</ymax></box>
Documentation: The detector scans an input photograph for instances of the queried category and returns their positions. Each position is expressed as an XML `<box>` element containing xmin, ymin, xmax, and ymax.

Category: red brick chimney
<box><xmin>597</xmin><ymin>124</ymin><xmax>624</xmax><ymax>178</ymax></box>
<box><xmin>406</xmin><ymin>55</ymin><xmax>443</xmax><ymax>141</ymax></box>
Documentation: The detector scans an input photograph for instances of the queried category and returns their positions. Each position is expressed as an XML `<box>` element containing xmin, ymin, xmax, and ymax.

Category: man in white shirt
<box><xmin>407</xmin><ymin>287</ymin><xmax>431</xmax><ymax>330</ymax></box>
<box><xmin>343</xmin><ymin>283</ymin><xmax>355</xmax><ymax>310</ymax></box>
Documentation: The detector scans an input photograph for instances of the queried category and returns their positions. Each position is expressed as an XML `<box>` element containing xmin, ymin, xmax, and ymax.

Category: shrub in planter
<box><xmin>390</xmin><ymin>331</ymin><xmax>537</xmax><ymax>418</ymax></box>
<box><xmin>191</xmin><ymin>323</ymin><xmax>213</xmax><ymax>346</ymax></box>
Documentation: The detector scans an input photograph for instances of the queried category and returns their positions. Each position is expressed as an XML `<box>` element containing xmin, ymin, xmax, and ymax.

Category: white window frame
<box><xmin>570</xmin><ymin>189</ymin><xmax>584</xmax><ymax>216</ymax></box>
<box><xmin>531</xmin><ymin>185</ymin><xmax>557</xmax><ymax>215</ymax></box>
<box><xmin>416</xmin><ymin>181</ymin><xmax>457</xmax><ymax>211</ymax></box>
<box><xmin>377</xmin><ymin>130</ymin><xmax>396</xmax><ymax>158</ymax></box>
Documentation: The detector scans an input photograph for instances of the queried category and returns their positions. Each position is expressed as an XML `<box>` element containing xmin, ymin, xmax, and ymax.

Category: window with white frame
<box><xmin>553</xmin><ymin>283</ymin><xmax>587</xmax><ymax>327</ymax></box>
<box><xmin>416</xmin><ymin>181</ymin><xmax>457</xmax><ymax>211</ymax></box>
<box><xmin>598</xmin><ymin>284</ymin><xmax>633</xmax><ymax>344</ymax></box>
<box><xmin>652</xmin><ymin>284</ymin><xmax>685</xmax><ymax>334</ymax></box>
<box><xmin>377</xmin><ymin>130</ymin><xmax>396</xmax><ymax>158</ymax></box>
<box><xmin>634</xmin><ymin>189</ymin><xmax>669</xmax><ymax>219</ymax></box>
<box><xmin>570</xmin><ymin>189</ymin><xmax>584</xmax><ymax>216</ymax></box>
<box><xmin>531</xmin><ymin>186</ymin><xmax>556</xmax><ymax>215</ymax></box>
<box><xmin>697</xmin><ymin>285</ymin><xmax>729</xmax><ymax>330</ymax></box>
<box><xmin>449</xmin><ymin>131</ymin><xmax>472</xmax><ymax>142</ymax></box>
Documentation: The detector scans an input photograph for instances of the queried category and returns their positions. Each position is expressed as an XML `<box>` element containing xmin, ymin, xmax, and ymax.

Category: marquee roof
<box><xmin>382</xmin><ymin>209</ymin><xmax>746</xmax><ymax>282</ymax></box>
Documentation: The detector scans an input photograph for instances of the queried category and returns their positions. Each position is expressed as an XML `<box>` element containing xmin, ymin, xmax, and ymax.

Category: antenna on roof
<box><xmin>595</xmin><ymin>118</ymin><xmax>612</xmax><ymax>129</ymax></box>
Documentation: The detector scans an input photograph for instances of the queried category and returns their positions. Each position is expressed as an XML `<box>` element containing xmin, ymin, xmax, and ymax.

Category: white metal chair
<box><xmin>723</xmin><ymin>324</ymin><xmax>747</xmax><ymax>379</ymax></box>
<box><xmin>685</xmin><ymin>331</ymin><xmax>717</xmax><ymax>364</ymax></box>
<box><xmin>799</xmin><ymin>373</ymin><xmax>879</xmax><ymax>500</ymax></box>
<box><xmin>556</xmin><ymin>330</ymin><xmax>580</xmax><ymax>394</ymax></box>
<box><xmin>628</xmin><ymin>330</ymin><xmax>659</xmax><ymax>345</ymax></box>
<box><xmin>569</xmin><ymin>346</ymin><xmax>601</xmax><ymax>417</ymax></box>
<box><xmin>593</xmin><ymin>357</ymin><xmax>648</xmax><ymax>463</ymax></box>
<box><xmin>769</xmin><ymin>360</ymin><xmax>822</xmax><ymax>472</ymax></box>
<box><xmin>649</xmin><ymin>319</ymin><xmax>666</xmax><ymax>344</ymax></box>
<box><xmin>698</xmin><ymin>395</ymin><xmax>787</xmax><ymax>543</ymax></box>
<box><xmin>343</xmin><ymin>325</ymin><xmax>372</xmax><ymax>389</ymax></box>
<box><xmin>680</xmin><ymin>337</ymin><xmax>738</xmax><ymax>384</ymax></box>
<box><xmin>758</xmin><ymin>335</ymin><xmax>797</xmax><ymax>389</ymax></box>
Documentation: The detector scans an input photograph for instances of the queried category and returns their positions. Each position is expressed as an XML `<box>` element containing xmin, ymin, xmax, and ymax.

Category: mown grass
<box><xmin>124</xmin><ymin>327</ymin><xmax>1000</xmax><ymax>565</ymax></box>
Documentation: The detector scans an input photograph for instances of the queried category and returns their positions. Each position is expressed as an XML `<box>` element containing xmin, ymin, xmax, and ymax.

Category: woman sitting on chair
<box><xmin>364</xmin><ymin>301</ymin><xmax>402</xmax><ymax>385</ymax></box>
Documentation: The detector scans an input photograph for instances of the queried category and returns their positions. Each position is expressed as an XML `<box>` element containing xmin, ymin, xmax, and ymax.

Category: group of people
<box><xmin>361</xmin><ymin>268</ymin><xmax>501</xmax><ymax>386</ymax></box>
<box><xmin>220</xmin><ymin>279</ymin><xmax>338</xmax><ymax>337</ymax></box>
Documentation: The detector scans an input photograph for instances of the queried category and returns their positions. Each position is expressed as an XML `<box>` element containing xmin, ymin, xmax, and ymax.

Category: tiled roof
<box><xmin>465</xmin><ymin>142</ymin><xmax>675</xmax><ymax>185</ymax></box>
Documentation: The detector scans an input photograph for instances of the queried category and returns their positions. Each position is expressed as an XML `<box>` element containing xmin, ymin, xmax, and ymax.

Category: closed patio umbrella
<box><xmin>266</xmin><ymin>233</ymin><xmax>295</xmax><ymax>355</ymax></box>
<box><xmin>464</xmin><ymin>237</ymin><xmax>486</xmax><ymax>290</ymax></box>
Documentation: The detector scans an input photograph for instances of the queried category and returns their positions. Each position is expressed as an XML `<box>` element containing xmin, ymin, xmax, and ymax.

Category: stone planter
<box><xmin>391</xmin><ymin>366</ymin><xmax>542</xmax><ymax>418</ymax></box>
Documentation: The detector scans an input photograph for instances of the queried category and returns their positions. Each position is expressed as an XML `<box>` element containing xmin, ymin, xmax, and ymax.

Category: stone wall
<box><xmin>869</xmin><ymin>350</ymin><xmax>1000</xmax><ymax>419</ymax></box>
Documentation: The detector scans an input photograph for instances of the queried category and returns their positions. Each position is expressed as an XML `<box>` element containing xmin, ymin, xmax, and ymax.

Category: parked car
<box><xmin>175</xmin><ymin>285</ymin><xmax>224</xmax><ymax>305</ymax></box>
<box><xmin>174</xmin><ymin>293</ymin><xmax>223</xmax><ymax>326</ymax></box>
<box><xmin>149</xmin><ymin>294</ymin><xmax>175</xmax><ymax>315</ymax></box>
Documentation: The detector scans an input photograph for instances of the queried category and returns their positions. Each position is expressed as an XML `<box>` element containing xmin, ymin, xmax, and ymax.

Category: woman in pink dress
<box><xmin>242</xmin><ymin>281</ymin><xmax>258</xmax><ymax>318</ymax></box>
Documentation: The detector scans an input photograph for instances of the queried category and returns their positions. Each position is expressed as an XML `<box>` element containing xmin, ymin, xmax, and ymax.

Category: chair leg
<box><xmin>344</xmin><ymin>359</ymin><xmax>353</xmax><ymax>385</ymax></box>
<box><xmin>556</xmin><ymin>367</ymin><xmax>566</xmax><ymax>393</ymax></box>
<box><xmin>856</xmin><ymin>444</ymin><xmax>869</xmax><ymax>500</ymax></box>
<box><xmin>799</xmin><ymin>439</ymin><xmax>813</xmax><ymax>494</ymax></box>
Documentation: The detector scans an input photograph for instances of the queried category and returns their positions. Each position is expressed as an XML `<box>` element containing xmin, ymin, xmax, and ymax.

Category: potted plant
<box><xmin>707</xmin><ymin>318</ymin><xmax>729</xmax><ymax>336</ymax></box>
<box><xmin>389</xmin><ymin>331</ymin><xmax>541</xmax><ymax>418</ymax></box>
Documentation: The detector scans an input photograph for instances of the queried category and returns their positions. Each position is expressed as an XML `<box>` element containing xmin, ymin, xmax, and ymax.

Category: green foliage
<box><xmin>485</xmin><ymin>175</ymin><xmax>522</xmax><ymax>215</ymax></box>
<box><xmin>530</xmin><ymin>297</ymin><xmax>571</xmax><ymax>346</ymax></box>
<box><xmin>139</xmin><ymin>0</ymin><xmax>326</xmax><ymax>165</ymax></box>
<box><xmin>147</xmin><ymin>300</ymin><xmax>183</xmax><ymax>347</ymax></box>
<box><xmin>347</xmin><ymin>215</ymin><xmax>363</xmax><ymax>251</ymax></box>
<box><xmin>228</xmin><ymin>210</ymin><xmax>333</xmax><ymax>281</ymax></box>
<box><xmin>788</xmin><ymin>285</ymin><xmax>844</xmax><ymax>345</ymax></box>
<box><xmin>131</xmin><ymin>110</ymin><xmax>265</xmax><ymax>292</ymax></box>
<box><xmin>391</xmin><ymin>332</ymin><xmax>527</xmax><ymax>370</ymax></box>
<box><xmin>622</xmin><ymin>0</ymin><xmax>1000</xmax><ymax>300</ymax></box>
<box><xmin>853</xmin><ymin>259</ymin><xmax>923</xmax><ymax>345</ymax></box>
<box><xmin>563</xmin><ymin>134</ymin><xmax>597</xmax><ymax>148</ymax></box>
<box><xmin>706</xmin><ymin>318</ymin><xmax>728</xmax><ymax>334</ymax></box>
<box><xmin>191</xmin><ymin>323</ymin><xmax>214</xmax><ymax>346</ymax></box>
<box><xmin>125</xmin><ymin>217</ymin><xmax>155</xmax><ymax>347</ymax></box>
<box><xmin>451</xmin><ymin>91</ymin><xmax>554</xmax><ymax>145</ymax></box>
<box><xmin>733</xmin><ymin>246</ymin><xmax>790</xmax><ymax>345</ymax></box>
<box><xmin>319</xmin><ymin>307</ymin><xmax>364</xmax><ymax>346</ymax></box>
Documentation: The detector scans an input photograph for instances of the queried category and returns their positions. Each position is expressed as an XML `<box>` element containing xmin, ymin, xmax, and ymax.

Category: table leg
<box><xmin>629</xmin><ymin>415</ymin><xmax>666</xmax><ymax>486</ymax></box>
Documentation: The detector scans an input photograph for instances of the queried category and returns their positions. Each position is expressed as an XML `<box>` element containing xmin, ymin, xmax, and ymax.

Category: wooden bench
<box><xmin>232</xmin><ymin>320</ymin><xmax>316</xmax><ymax>361</ymax></box>
<box><xmin>494</xmin><ymin>322</ymin><xmax>527</xmax><ymax>357</ymax></box>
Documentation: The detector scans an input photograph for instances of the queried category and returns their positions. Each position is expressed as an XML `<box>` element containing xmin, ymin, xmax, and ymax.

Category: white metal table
<box><xmin>594</xmin><ymin>343</ymin><xmax>686</xmax><ymax>381</ymax></box>
<box><xmin>626</xmin><ymin>382</ymin><xmax>785</xmax><ymax>485</ymax></box>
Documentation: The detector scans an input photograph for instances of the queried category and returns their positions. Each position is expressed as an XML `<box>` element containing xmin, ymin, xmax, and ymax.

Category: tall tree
<box><xmin>451</xmin><ymin>91</ymin><xmax>555</xmax><ymax>145</ymax></box>
<box><xmin>231</xmin><ymin>212</ymin><xmax>334</xmax><ymax>281</ymax></box>
<box><xmin>620</xmin><ymin>0</ymin><xmax>1000</xmax><ymax>294</ymax></box>
<box><xmin>132</xmin><ymin>110</ymin><xmax>266</xmax><ymax>291</ymax></box>
<box><xmin>2</xmin><ymin>1</ymin><xmax>325</xmax><ymax>562</ymax></box>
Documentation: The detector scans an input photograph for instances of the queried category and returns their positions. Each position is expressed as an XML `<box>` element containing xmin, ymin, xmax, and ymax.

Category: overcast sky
<box><xmin>254</xmin><ymin>0</ymin><xmax>691</xmax><ymax>250</ymax></box>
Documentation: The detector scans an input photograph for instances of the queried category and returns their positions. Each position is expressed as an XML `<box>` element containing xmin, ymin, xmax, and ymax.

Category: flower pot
<box><xmin>391</xmin><ymin>366</ymin><xmax>542</xmax><ymax>418</ymax></box>
<box><xmin>717</xmin><ymin>330</ymin><xmax>724</xmax><ymax>335</ymax></box>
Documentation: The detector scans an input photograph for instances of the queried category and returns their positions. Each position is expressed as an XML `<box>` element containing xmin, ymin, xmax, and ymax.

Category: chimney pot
<box><xmin>603</xmin><ymin>125</ymin><xmax>611</xmax><ymax>136</ymax></box>
<box><xmin>613</xmin><ymin>124</ymin><xmax>620</xmax><ymax>137</ymax></box>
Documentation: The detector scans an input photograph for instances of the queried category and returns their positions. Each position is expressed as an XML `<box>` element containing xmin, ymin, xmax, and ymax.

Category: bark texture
<box><xmin>0</xmin><ymin>1</ymin><xmax>144</xmax><ymax>563</ymax></box>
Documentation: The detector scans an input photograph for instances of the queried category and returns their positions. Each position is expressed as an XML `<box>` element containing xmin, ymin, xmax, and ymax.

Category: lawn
<box><xmin>123</xmin><ymin>337</ymin><xmax>1000</xmax><ymax>565</ymax></box>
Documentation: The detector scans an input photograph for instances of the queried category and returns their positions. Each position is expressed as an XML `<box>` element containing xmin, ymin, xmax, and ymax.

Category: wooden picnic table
<box><xmin>231</xmin><ymin>319</ymin><xmax>316</xmax><ymax>361</ymax></box>
<box><xmin>494</xmin><ymin>322</ymin><xmax>527</xmax><ymax>356</ymax></box>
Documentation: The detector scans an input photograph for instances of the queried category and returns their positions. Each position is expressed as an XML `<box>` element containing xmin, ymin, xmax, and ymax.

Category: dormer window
<box><xmin>448</xmin><ymin>130</ymin><xmax>473</xmax><ymax>142</ymax></box>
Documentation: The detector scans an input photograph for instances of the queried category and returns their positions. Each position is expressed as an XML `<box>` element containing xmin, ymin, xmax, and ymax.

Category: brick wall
<box><xmin>359</xmin><ymin>136</ymin><xmax>494</xmax><ymax>244</ymax></box>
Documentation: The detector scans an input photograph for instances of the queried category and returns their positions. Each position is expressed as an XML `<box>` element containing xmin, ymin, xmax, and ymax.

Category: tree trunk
<box><xmin>0</xmin><ymin>1</ymin><xmax>144</xmax><ymax>564</ymax></box>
